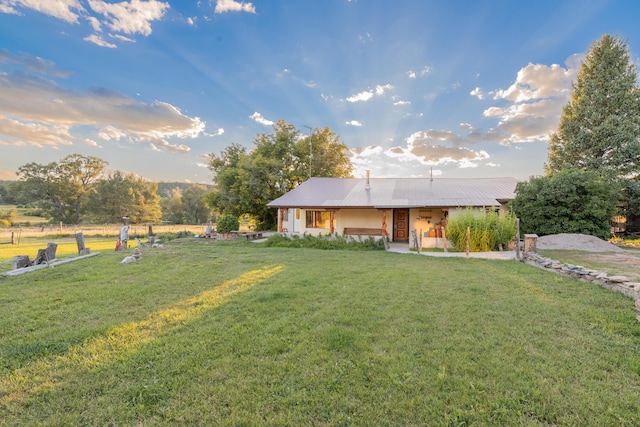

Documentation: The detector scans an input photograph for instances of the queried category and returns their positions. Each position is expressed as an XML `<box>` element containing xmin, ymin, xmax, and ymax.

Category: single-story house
<box><xmin>267</xmin><ymin>175</ymin><xmax>518</xmax><ymax>248</ymax></box>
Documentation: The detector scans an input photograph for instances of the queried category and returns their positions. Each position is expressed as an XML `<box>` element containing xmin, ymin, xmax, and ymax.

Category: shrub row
<box><xmin>445</xmin><ymin>208</ymin><xmax>517</xmax><ymax>252</ymax></box>
<box><xmin>264</xmin><ymin>233</ymin><xmax>386</xmax><ymax>250</ymax></box>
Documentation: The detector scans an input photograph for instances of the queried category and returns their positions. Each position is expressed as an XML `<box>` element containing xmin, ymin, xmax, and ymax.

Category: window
<box><xmin>305</xmin><ymin>210</ymin><xmax>330</xmax><ymax>228</ymax></box>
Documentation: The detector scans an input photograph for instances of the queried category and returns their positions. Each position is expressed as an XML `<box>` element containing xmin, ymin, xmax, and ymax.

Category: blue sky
<box><xmin>1</xmin><ymin>0</ymin><xmax>639</xmax><ymax>184</ymax></box>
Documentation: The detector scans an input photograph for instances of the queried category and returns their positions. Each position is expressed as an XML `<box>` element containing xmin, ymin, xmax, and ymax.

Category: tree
<box><xmin>181</xmin><ymin>184</ymin><xmax>210</xmax><ymax>224</ymax></box>
<box><xmin>546</xmin><ymin>34</ymin><xmax>640</xmax><ymax>177</ymax></box>
<box><xmin>511</xmin><ymin>169</ymin><xmax>620</xmax><ymax>240</ymax></box>
<box><xmin>14</xmin><ymin>154</ymin><xmax>106</xmax><ymax>224</ymax></box>
<box><xmin>160</xmin><ymin>187</ymin><xmax>184</xmax><ymax>224</ymax></box>
<box><xmin>86</xmin><ymin>171</ymin><xmax>162</xmax><ymax>223</ymax></box>
<box><xmin>206</xmin><ymin>120</ymin><xmax>353</xmax><ymax>229</ymax></box>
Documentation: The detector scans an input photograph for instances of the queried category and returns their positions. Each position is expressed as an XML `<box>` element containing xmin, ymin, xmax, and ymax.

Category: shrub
<box><xmin>445</xmin><ymin>208</ymin><xmax>516</xmax><ymax>252</ymax></box>
<box><xmin>216</xmin><ymin>214</ymin><xmax>240</xmax><ymax>234</ymax></box>
<box><xmin>264</xmin><ymin>233</ymin><xmax>386</xmax><ymax>251</ymax></box>
<box><xmin>511</xmin><ymin>169</ymin><xmax>620</xmax><ymax>240</ymax></box>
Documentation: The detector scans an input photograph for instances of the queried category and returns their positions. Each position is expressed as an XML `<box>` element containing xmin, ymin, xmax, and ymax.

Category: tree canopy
<box><xmin>206</xmin><ymin>120</ymin><xmax>353</xmax><ymax>229</ymax></box>
<box><xmin>86</xmin><ymin>171</ymin><xmax>162</xmax><ymax>224</ymax></box>
<box><xmin>13</xmin><ymin>154</ymin><xmax>106</xmax><ymax>224</ymax></box>
<box><xmin>546</xmin><ymin>34</ymin><xmax>640</xmax><ymax>177</ymax></box>
<box><xmin>511</xmin><ymin>169</ymin><xmax>620</xmax><ymax>240</ymax></box>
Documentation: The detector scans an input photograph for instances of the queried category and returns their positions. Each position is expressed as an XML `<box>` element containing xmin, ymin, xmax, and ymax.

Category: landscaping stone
<box><xmin>523</xmin><ymin>252</ymin><xmax>640</xmax><ymax>322</ymax></box>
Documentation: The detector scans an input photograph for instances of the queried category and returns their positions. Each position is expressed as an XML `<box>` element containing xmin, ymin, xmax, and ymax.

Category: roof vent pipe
<box><xmin>365</xmin><ymin>170</ymin><xmax>371</xmax><ymax>190</ymax></box>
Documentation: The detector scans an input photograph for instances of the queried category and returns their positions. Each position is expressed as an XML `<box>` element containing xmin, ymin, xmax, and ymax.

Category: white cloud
<box><xmin>86</xmin><ymin>15</ymin><xmax>102</xmax><ymax>31</ymax></box>
<box><xmin>214</xmin><ymin>0</ymin><xmax>256</xmax><ymax>13</ymax></box>
<box><xmin>0</xmin><ymin>67</ymin><xmax>205</xmax><ymax>152</ymax></box>
<box><xmin>0</xmin><ymin>0</ymin><xmax>169</xmax><ymax>47</ymax></box>
<box><xmin>0</xmin><ymin>0</ymin><xmax>84</xmax><ymax>23</ymax></box>
<box><xmin>485</xmin><ymin>54</ymin><xmax>580</xmax><ymax>143</ymax></box>
<box><xmin>346</xmin><ymin>90</ymin><xmax>374</xmax><ymax>103</ymax></box>
<box><xmin>82</xmin><ymin>138</ymin><xmax>102</xmax><ymax>147</ymax></box>
<box><xmin>375</xmin><ymin>84</ymin><xmax>394</xmax><ymax>96</ymax></box>
<box><xmin>394</xmin><ymin>100</ymin><xmax>411</xmax><ymax>106</ymax></box>
<box><xmin>346</xmin><ymin>83</ymin><xmax>394</xmax><ymax>102</ymax></box>
<box><xmin>407</xmin><ymin>66</ymin><xmax>431</xmax><ymax>79</ymax></box>
<box><xmin>493</xmin><ymin>61</ymin><xmax>575</xmax><ymax>103</ymax></box>
<box><xmin>205</xmin><ymin>127</ymin><xmax>224</xmax><ymax>137</ymax></box>
<box><xmin>187</xmin><ymin>16</ymin><xmax>195</xmax><ymax>25</ymax></box>
<box><xmin>345</xmin><ymin>120</ymin><xmax>362</xmax><ymax>127</ymax></box>
<box><xmin>87</xmin><ymin>0</ymin><xmax>169</xmax><ymax>36</ymax></box>
<box><xmin>470</xmin><ymin>87</ymin><xmax>484</xmax><ymax>100</ymax></box>
<box><xmin>84</xmin><ymin>34</ymin><xmax>117</xmax><ymax>48</ymax></box>
<box><xmin>249</xmin><ymin>111</ymin><xmax>274</xmax><ymax>126</ymax></box>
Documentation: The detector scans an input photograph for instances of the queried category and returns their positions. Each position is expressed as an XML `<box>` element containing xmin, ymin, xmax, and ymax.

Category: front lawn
<box><xmin>1</xmin><ymin>238</ymin><xmax>639</xmax><ymax>425</ymax></box>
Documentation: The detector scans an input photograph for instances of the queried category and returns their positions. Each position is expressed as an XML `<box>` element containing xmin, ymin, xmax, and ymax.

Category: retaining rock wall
<box><xmin>523</xmin><ymin>253</ymin><xmax>640</xmax><ymax>322</ymax></box>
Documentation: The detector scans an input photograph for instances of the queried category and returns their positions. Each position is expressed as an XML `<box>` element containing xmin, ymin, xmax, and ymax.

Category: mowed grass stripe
<box><xmin>0</xmin><ymin>239</ymin><xmax>639</xmax><ymax>425</ymax></box>
<box><xmin>1</xmin><ymin>261</ymin><xmax>283</xmax><ymax>413</ymax></box>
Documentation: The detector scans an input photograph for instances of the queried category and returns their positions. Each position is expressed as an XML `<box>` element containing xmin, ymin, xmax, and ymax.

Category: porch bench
<box><xmin>343</xmin><ymin>227</ymin><xmax>383</xmax><ymax>236</ymax></box>
<box><xmin>238</xmin><ymin>231</ymin><xmax>264</xmax><ymax>240</ymax></box>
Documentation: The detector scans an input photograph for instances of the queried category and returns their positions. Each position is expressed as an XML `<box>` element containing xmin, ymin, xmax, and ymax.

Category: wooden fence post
<box><xmin>465</xmin><ymin>226</ymin><xmax>470</xmax><ymax>259</ymax></box>
<box><xmin>442</xmin><ymin>226</ymin><xmax>448</xmax><ymax>253</ymax></box>
<box><xmin>515</xmin><ymin>218</ymin><xmax>521</xmax><ymax>261</ymax></box>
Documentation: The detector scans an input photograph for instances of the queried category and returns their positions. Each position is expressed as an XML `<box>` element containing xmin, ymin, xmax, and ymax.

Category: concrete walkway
<box><xmin>386</xmin><ymin>243</ymin><xmax>517</xmax><ymax>260</ymax></box>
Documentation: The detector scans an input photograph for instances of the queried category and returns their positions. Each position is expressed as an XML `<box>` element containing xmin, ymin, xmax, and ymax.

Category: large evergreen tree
<box><xmin>546</xmin><ymin>34</ymin><xmax>640</xmax><ymax>176</ymax></box>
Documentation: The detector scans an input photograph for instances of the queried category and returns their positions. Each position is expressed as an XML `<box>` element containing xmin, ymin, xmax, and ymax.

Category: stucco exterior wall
<box><xmin>336</xmin><ymin>209</ymin><xmax>385</xmax><ymax>235</ymax></box>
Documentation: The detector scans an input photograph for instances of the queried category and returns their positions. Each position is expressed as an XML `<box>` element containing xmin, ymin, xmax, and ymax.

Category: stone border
<box><xmin>523</xmin><ymin>253</ymin><xmax>640</xmax><ymax>322</ymax></box>
<box><xmin>2</xmin><ymin>252</ymin><xmax>100</xmax><ymax>277</ymax></box>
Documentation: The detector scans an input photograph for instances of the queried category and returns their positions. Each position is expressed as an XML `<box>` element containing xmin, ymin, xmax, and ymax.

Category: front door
<box><xmin>393</xmin><ymin>209</ymin><xmax>409</xmax><ymax>241</ymax></box>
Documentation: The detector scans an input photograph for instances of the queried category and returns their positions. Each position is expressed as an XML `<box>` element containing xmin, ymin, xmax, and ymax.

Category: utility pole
<box><xmin>304</xmin><ymin>125</ymin><xmax>313</xmax><ymax>179</ymax></box>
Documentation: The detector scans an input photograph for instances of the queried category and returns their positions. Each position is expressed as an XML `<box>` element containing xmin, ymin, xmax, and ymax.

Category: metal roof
<box><xmin>267</xmin><ymin>177</ymin><xmax>519</xmax><ymax>209</ymax></box>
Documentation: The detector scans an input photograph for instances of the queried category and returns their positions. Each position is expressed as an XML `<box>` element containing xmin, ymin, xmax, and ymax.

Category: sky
<box><xmin>1</xmin><ymin>0</ymin><xmax>640</xmax><ymax>184</ymax></box>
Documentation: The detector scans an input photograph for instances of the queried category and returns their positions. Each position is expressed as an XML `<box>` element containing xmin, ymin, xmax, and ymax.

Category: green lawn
<box><xmin>1</xmin><ymin>238</ymin><xmax>639</xmax><ymax>425</ymax></box>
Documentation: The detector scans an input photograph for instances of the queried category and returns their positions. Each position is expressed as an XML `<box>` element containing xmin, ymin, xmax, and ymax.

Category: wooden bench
<box><xmin>237</xmin><ymin>231</ymin><xmax>264</xmax><ymax>240</ymax></box>
<box><xmin>343</xmin><ymin>227</ymin><xmax>383</xmax><ymax>236</ymax></box>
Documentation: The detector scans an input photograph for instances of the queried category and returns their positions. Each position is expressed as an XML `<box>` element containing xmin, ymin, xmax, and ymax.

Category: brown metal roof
<box><xmin>267</xmin><ymin>177</ymin><xmax>519</xmax><ymax>209</ymax></box>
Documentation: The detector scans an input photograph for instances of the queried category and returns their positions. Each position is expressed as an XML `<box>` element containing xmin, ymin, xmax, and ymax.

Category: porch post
<box><xmin>330</xmin><ymin>210</ymin><xmax>335</xmax><ymax>234</ymax></box>
<box><xmin>381</xmin><ymin>209</ymin><xmax>389</xmax><ymax>236</ymax></box>
<box><xmin>278</xmin><ymin>209</ymin><xmax>283</xmax><ymax>232</ymax></box>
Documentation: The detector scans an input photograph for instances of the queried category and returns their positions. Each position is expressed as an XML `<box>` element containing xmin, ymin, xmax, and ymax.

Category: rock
<box><xmin>609</xmin><ymin>276</ymin><xmax>629</xmax><ymax>283</ymax></box>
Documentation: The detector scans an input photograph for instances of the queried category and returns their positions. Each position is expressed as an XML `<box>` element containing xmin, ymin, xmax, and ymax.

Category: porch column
<box><xmin>330</xmin><ymin>210</ymin><xmax>335</xmax><ymax>234</ymax></box>
<box><xmin>278</xmin><ymin>209</ymin><xmax>284</xmax><ymax>232</ymax></box>
<box><xmin>380</xmin><ymin>209</ymin><xmax>389</xmax><ymax>236</ymax></box>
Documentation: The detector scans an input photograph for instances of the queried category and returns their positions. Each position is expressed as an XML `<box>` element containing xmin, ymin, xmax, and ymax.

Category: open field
<box><xmin>1</xmin><ymin>239</ymin><xmax>640</xmax><ymax>425</ymax></box>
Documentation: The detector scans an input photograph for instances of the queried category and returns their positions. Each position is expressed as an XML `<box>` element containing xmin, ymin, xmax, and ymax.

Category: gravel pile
<box><xmin>536</xmin><ymin>233</ymin><xmax>623</xmax><ymax>252</ymax></box>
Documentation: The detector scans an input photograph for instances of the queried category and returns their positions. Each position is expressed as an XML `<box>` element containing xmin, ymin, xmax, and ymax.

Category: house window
<box><xmin>305</xmin><ymin>210</ymin><xmax>330</xmax><ymax>228</ymax></box>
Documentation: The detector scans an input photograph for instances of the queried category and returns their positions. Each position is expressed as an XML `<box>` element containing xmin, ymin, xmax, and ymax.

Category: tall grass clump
<box><xmin>264</xmin><ymin>233</ymin><xmax>386</xmax><ymax>250</ymax></box>
<box><xmin>446</xmin><ymin>207</ymin><xmax>516</xmax><ymax>251</ymax></box>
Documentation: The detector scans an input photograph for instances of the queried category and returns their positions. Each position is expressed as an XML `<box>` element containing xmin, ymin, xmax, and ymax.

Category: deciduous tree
<box><xmin>206</xmin><ymin>121</ymin><xmax>352</xmax><ymax>229</ymax></box>
<box><xmin>511</xmin><ymin>169</ymin><xmax>620</xmax><ymax>240</ymax></box>
<box><xmin>14</xmin><ymin>154</ymin><xmax>106</xmax><ymax>224</ymax></box>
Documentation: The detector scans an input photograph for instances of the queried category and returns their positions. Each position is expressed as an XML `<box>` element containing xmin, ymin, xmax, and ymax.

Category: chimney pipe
<box><xmin>365</xmin><ymin>170</ymin><xmax>371</xmax><ymax>190</ymax></box>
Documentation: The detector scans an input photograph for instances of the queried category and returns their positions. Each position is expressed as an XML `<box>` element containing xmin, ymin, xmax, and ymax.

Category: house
<box><xmin>267</xmin><ymin>175</ymin><xmax>518</xmax><ymax>248</ymax></box>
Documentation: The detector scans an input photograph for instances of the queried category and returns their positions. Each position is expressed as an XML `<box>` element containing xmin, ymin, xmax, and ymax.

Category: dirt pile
<box><xmin>536</xmin><ymin>233</ymin><xmax>623</xmax><ymax>252</ymax></box>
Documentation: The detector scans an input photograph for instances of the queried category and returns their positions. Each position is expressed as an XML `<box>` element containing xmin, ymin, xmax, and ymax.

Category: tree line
<box><xmin>2</xmin><ymin>154</ymin><xmax>211</xmax><ymax>226</ymax></box>
<box><xmin>512</xmin><ymin>34</ymin><xmax>640</xmax><ymax>239</ymax></box>
<box><xmin>3</xmin><ymin>120</ymin><xmax>353</xmax><ymax>229</ymax></box>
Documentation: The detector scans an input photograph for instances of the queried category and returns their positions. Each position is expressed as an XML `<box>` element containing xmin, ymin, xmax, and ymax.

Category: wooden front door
<box><xmin>393</xmin><ymin>209</ymin><xmax>409</xmax><ymax>241</ymax></box>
